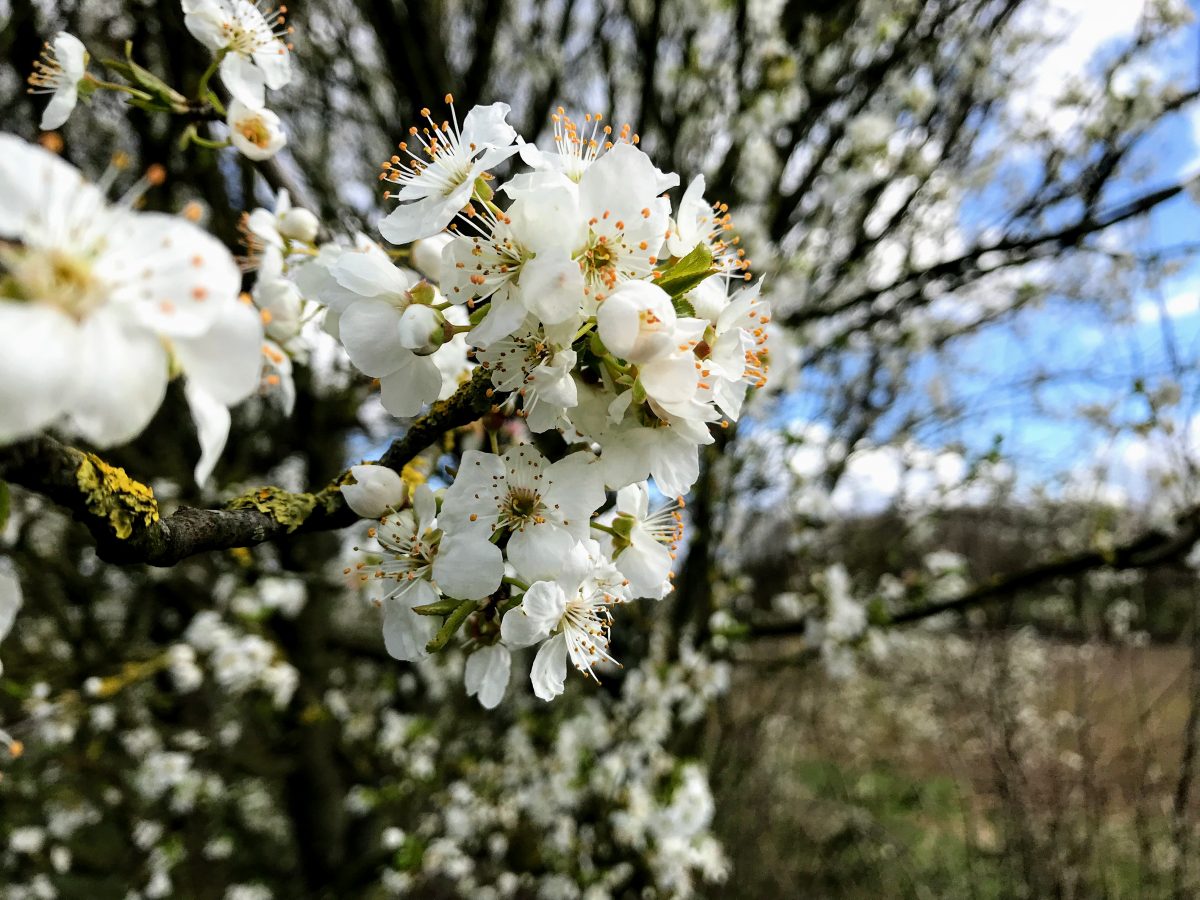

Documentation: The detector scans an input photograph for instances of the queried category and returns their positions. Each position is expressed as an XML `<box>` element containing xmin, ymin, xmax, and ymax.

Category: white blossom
<box><xmin>182</xmin><ymin>0</ymin><xmax>292</xmax><ymax>109</ymax></box>
<box><xmin>0</xmin><ymin>136</ymin><xmax>262</xmax><ymax>483</ymax></box>
<box><xmin>227</xmin><ymin>100</ymin><xmax>287</xmax><ymax>160</ymax></box>
<box><xmin>28</xmin><ymin>32</ymin><xmax>88</xmax><ymax>131</ymax></box>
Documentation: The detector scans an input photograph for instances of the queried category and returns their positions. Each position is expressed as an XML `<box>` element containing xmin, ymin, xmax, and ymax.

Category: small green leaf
<box><xmin>425</xmin><ymin>599</ymin><xmax>476</xmax><ymax>653</ymax></box>
<box><xmin>672</xmin><ymin>297</ymin><xmax>696</xmax><ymax>317</ymax></box>
<box><xmin>123</xmin><ymin>42</ymin><xmax>187</xmax><ymax>108</ymax></box>
<box><xmin>0</xmin><ymin>480</ymin><xmax>9</xmax><ymax>533</ymax></box>
<box><xmin>411</xmin><ymin>597</ymin><xmax>465</xmax><ymax>617</ymax></box>
<box><xmin>655</xmin><ymin>244</ymin><xmax>715</xmax><ymax>298</ymax></box>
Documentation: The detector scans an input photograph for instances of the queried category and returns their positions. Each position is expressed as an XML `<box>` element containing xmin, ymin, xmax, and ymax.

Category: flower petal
<box><xmin>382</xmin><ymin>580</ymin><xmax>438</xmax><ymax>662</ymax></box>
<box><xmin>433</xmin><ymin>533</ymin><xmax>503</xmax><ymax>600</ymax></box>
<box><xmin>338</xmin><ymin>299</ymin><xmax>407</xmax><ymax>376</ymax></box>
<box><xmin>220</xmin><ymin>51</ymin><xmax>266</xmax><ymax>109</ymax></box>
<box><xmin>464</xmin><ymin>644</ymin><xmax>511</xmax><ymax>709</ymax></box>
<box><xmin>379</xmin><ymin>354</ymin><xmax>443</xmax><ymax>417</ymax></box>
<box><xmin>530</xmin><ymin>632</ymin><xmax>568</xmax><ymax>701</ymax></box>
<box><xmin>184</xmin><ymin>380</ymin><xmax>232</xmax><ymax>486</ymax></box>
<box><xmin>173</xmin><ymin>299</ymin><xmax>264</xmax><ymax>406</ymax></box>
<box><xmin>66</xmin><ymin>307</ymin><xmax>169</xmax><ymax>447</ymax></box>
<box><xmin>0</xmin><ymin>303</ymin><xmax>79</xmax><ymax>443</ymax></box>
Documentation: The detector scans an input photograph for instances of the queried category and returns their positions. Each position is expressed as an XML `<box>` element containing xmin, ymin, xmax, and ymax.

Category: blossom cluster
<box><xmin>286</xmin><ymin>100</ymin><xmax>771</xmax><ymax>705</ymax></box>
<box><xmin>11</xmin><ymin>14</ymin><xmax>773</xmax><ymax>711</ymax></box>
<box><xmin>30</xmin><ymin>1</ymin><xmax>293</xmax><ymax>161</ymax></box>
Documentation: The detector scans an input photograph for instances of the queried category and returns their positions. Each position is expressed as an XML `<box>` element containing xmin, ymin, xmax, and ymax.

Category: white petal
<box><xmin>382</xmin><ymin>580</ymin><xmax>438</xmax><ymax>662</ymax></box>
<box><xmin>172</xmin><ymin>299</ymin><xmax>264</xmax><ymax>405</ymax></box>
<box><xmin>615</xmin><ymin>482</ymin><xmax>650</xmax><ymax>518</ymax></box>
<box><xmin>183</xmin><ymin>3</ymin><xmax>228</xmax><ymax>51</ymax></box>
<box><xmin>332</xmin><ymin>245</ymin><xmax>413</xmax><ymax>298</ymax></box>
<box><xmin>460</xmin><ymin>102</ymin><xmax>517</xmax><ymax>150</ymax></box>
<box><xmin>545</xmin><ymin>453</ymin><xmax>606</xmax><ymax>538</ymax></box>
<box><xmin>342</xmin><ymin>465</ymin><xmax>407</xmax><ymax>518</ymax></box>
<box><xmin>639</xmin><ymin>353</ymin><xmax>699</xmax><ymax>406</ymax></box>
<box><xmin>433</xmin><ymin>533</ymin><xmax>503</xmax><ymax>600</ymax></box>
<box><xmin>439</xmin><ymin>450</ymin><xmax>504</xmax><ymax>534</ymax></box>
<box><xmin>579</xmin><ymin>143</ymin><xmax>676</xmax><ymax>222</ymax></box>
<box><xmin>518</xmin><ymin>253</ymin><xmax>584</xmax><ymax>325</ymax></box>
<box><xmin>507</xmin><ymin>184</ymin><xmax>585</xmax><ymax>252</ymax></box>
<box><xmin>252</xmin><ymin>42</ymin><xmax>291</xmax><ymax>90</ymax></box>
<box><xmin>0</xmin><ymin>134</ymin><xmax>99</xmax><ymax>239</ymax></box>
<box><xmin>467</xmin><ymin>293</ymin><xmax>527</xmax><ymax>348</ymax></box>
<box><xmin>500</xmin><ymin>580</ymin><xmax>564</xmax><ymax>647</ymax></box>
<box><xmin>530</xmin><ymin>632</ymin><xmax>568</xmax><ymax>701</ymax></box>
<box><xmin>464</xmin><ymin>644</ymin><xmax>511</xmax><ymax>709</ymax></box>
<box><xmin>507</xmin><ymin>523</ymin><xmax>575</xmax><ymax>584</ymax></box>
<box><xmin>0</xmin><ymin>303</ymin><xmax>80</xmax><ymax>443</ymax></box>
<box><xmin>338</xmin><ymin>299</ymin><xmax>407</xmax><ymax>376</ymax></box>
<box><xmin>66</xmin><ymin>308</ymin><xmax>169</xmax><ymax>447</ymax></box>
<box><xmin>220</xmin><ymin>52</ymin><xmax>266</xmax><ymax>109</ymax></box>
<box><xmin>100</xmin><ymin>212</ymin><xmax>241</xmax><ymax>339</ymax></box>
<box><xmin>648</xmin><ymin>430</ymin><xmax>701</xmax><ymax>498</ymax></box>
<box><xmin>378</xmin><ymin>183</ymin><xmax>473</xmax><ymax>245</ymax></box>
<box><xmin>412</xmin><ymin>483</ymin><xmax>437</xmax><ymax>530</ymax></box>
<box><xmin>617</xmin><ymin>536</ymin><xmax>673</xmax><ymax>600</ymax></box>
<box><xmin>379</xmin><ymin>354</ymin><xmax>443</xmax><ymax>417</ymax></box>
<box><xmin>184</xmin><ymin>380</ymin><xmax>231</xmax><ymax>486</ymax></box>
<box><xmin>40</xmin><ymin>85</ymin><xmax>79</xmax><ymax>131</ymax></box>
<box><xmin>518</xmin><ymin>579</ymin><xmax>568</xmax><ymax>628</ymax></box>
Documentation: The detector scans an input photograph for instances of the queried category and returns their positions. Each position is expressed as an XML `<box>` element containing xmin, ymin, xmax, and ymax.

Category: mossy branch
<box><xmin>0</xmin><ymin>368</ymin><xmax>493</xmax><ymax>566</ymax></box>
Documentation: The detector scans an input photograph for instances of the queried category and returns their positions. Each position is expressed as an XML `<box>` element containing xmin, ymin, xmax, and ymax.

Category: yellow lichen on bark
<box><xmin>226</xmin><ymin>486</ymin><xmax>316</xmax><ymax>533</ymax></box>
<box><xmin>75</xmin><ymin>453</ymin><xmax>160</xmax><ymax>540</ymax></box>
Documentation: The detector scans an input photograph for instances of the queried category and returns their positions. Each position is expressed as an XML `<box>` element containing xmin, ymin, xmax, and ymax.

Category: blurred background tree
<box><xmin>5</xmin><ymin>0</ymin><xmax>1200</xmax><ymax>897</ymax></box>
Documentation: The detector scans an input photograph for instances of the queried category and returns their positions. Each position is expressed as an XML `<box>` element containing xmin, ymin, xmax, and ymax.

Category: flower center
<box><xmin>0</xmin><ymin>242</ymin><xmax>106</xmax><ymax>320</ymax></box>
<box><xmin>501</xmin><ymin>486</ymin><xmax>545</xmax><ymax>527</ymax></box>
<box><xmin>238</xmin><ymin>116</ymin><xmax>272</xmax><ymax>149</ymax></box>
<box><xmin>582</xmin><ymin>238</ymin><xmax>620</xmax><ymax>290</ymax></box>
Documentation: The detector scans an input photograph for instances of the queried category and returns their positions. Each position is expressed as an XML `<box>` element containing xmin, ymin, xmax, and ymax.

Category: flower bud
<box><xmin>397</xmin><ymin>304</ymin><xmax>446</xmax><ymax>355</ymax></box>
<box><xmin>597</xmin><ymin>281</ymin><xmax>677</xmax><ymax>363</ymax></box>
<box><xmin>342</xmin><ymin>465</ymin><xmax>407</xmax><ymax>519</ymax></box>
<box><xmin>278</xmin><ymin>207</ymin><xmax>319</xmax><ymax>243</ymax></box>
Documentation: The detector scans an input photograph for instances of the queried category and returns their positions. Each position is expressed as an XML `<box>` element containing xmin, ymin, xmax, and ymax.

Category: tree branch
<box><xmin>751</xmin><ymin>502</ymin><xmax>1200</xmax><ymax>637</ymax></box>
<box><xmin>0</xmin><ymin>368</ymin><xmax>493</xmax><ymax>567</ymax></box>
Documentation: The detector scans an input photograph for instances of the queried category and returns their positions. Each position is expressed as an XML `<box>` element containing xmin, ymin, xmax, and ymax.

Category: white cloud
<box><xmin>1010</xmin><ymin>0</ymin><xmax>1147</xmax><ymax>136</ymax></box>
<box><xmin>1136</xmin><ymin>281</ymin><xmax>1200</xmax><ymax>322</ymax></box>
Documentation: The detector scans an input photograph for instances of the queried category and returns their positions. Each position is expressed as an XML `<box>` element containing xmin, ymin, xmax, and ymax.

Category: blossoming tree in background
<box><xmin>3</xmin><ymin>0</ymin><xmax>1200</xmax><ymax>896</ymax></box>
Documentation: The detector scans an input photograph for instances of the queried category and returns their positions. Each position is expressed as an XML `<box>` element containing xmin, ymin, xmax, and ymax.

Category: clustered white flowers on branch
<box><xmin>28</xmin><ymin>5</ymin><xmax>295</xmax><ymax>162</ymax></box>
<box><xmin>306</xmin><ymin>99</ymin><xmax>773</xmax><ymax>707</ymax></box>
<box><xmin>182</xmin><ymin>0</ymin><xmax>294</xmax><ymax>160</ymax></box>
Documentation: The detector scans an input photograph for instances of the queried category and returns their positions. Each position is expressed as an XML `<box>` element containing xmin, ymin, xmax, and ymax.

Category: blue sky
<box><xmin>904</xmin><ymin>0</ymin><xmax>1200</xmax><ymax>496</ymax></box>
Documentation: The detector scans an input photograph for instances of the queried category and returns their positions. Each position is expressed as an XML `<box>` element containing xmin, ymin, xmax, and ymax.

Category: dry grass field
<box><xmin>705</xmin><ymin>636</ymin><xmax>1199</xmax><ymax>899</ymax></box>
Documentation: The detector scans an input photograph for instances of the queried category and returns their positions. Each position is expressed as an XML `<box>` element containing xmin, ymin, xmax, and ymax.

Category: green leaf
<box><xmin>0</xmin><ymin>480</ymin><xmax>8</xmax><ymax>533</ymax></box>
<box><xmin>672</xmin><ymin>297</ymin><xmax>696</xmax><ymax>317</ymax></box>
<box><xmin>123</xmin><ymin>41</ymin><xmax>187</xmax><ymax>108</ymax></box>
<box><xmin>655</xmin><ymin>243</ymin><xmax>716</xmax><ymax>299</ymax></box>
<box><xmin>425</xmin><ymin>599</ymin><xmax>477</xmax><ymax>652</ymax></box>
<box><xmin>411</xmin><ymin>597</ymin><xmax>465</xmax><ymax>617</ymax></box>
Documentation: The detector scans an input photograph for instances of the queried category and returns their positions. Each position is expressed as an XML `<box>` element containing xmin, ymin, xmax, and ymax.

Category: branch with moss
<box><xmin>751</xmin><ymin>502</ymin><xmax>1200</xmax><ymax>638</ymax></box>
<box><xmin>0</xmin><ymin>368</ymin><xmax>493</xmax><ymax>567</ymax></box>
